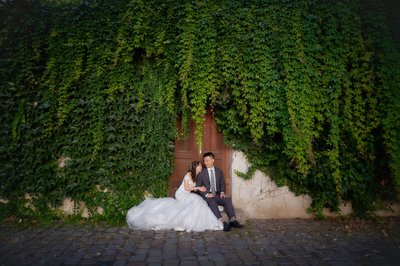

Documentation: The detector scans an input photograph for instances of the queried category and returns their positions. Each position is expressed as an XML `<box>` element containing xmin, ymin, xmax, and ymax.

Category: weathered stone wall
<box><xmin>231</xmin><ymin>151</ymin><xmax>399</xmax><ymax>219</ymax></box>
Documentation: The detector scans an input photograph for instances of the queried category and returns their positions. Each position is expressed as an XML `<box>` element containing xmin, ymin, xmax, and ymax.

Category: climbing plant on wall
<box><xmin>0</xmin><ymin>0</ymin><xmax>399</xmax><ymax>222</ymax></box>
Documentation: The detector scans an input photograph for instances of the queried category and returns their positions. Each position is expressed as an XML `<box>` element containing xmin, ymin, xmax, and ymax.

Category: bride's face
<box><xmin>196</xmin><ymin>164</ymin><xmax>202</xmax><ymax>174</ymax></box>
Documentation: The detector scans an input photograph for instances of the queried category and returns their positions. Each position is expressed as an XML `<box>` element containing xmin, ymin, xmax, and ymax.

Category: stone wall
<box><xmin>230</xmin><ymin>151</ymin><xmax>399</xmax><ymax>219</ymax></box>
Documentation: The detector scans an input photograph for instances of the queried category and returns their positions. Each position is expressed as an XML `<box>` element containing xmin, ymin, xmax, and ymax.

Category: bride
<box><xmin>126</xmin><ymin>161</ymin><xmax>223</xmax><ymax>232</ymax></box>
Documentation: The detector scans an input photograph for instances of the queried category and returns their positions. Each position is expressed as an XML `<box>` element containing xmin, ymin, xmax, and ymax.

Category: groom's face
<box><xmin>203</xmin><ymin>156</ymin><xmax>214</xmax><ymax>168</ymax></box>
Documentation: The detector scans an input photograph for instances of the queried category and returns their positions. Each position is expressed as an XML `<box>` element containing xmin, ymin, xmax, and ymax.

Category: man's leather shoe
<box><xmin>223</xmin><ymin>222</ymin><xmax>231</xmax><ymax>231</ymax></box>
<box><xmin>229</xmin><ymin>220</ymin><xmax>244</xmax><ymax>228</ymax></box>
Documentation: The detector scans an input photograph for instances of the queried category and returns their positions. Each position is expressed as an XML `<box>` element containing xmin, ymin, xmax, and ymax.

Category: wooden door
<box><xmin>168</xmin><ymin>110</ymin><xmax>231</xmax><ymax>196</ymax></box>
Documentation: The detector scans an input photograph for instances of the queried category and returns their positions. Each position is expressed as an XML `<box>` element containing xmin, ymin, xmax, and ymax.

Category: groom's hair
<box><xmin>203</xmin><ymin>152</ymin><xmax>215</xmax><ymax>159</ymax></box>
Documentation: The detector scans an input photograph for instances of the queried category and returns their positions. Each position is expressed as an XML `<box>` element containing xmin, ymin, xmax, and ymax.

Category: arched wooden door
<box><xmin>168</xmin><ymin>110</ymin><xmax>231</xmax><ymax>196</ymax></box>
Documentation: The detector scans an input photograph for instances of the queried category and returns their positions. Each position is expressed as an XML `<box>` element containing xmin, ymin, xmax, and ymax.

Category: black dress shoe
<box><xmin>223</xmin><ymin>222</ymin><xmax>231</xmax><ymax>231</ymax></box>
<box><xmin>229</xmin><ymin>220</ymin><xmax>244</xmax><ymax>228</ymax></box>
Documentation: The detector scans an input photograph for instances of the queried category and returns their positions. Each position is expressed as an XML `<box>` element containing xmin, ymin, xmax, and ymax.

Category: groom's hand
<box><xmin>220</xmin><ymin>192</ymin><xmax>229</xmax><ymax>198</ymax></box>
<box><xmin>206</xmin><ymin>193</ymin><xmax>214</xmax><ymax>198</ymax></box>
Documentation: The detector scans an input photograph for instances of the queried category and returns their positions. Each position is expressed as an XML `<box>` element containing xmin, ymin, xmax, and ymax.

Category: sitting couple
<box><xmin>126</xmin><ymin>152</ymin><xmax>243</xmax><ymax>232</ymax></box>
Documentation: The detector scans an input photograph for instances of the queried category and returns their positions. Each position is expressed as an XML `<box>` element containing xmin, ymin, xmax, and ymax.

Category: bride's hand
<box><xmin>198</xmin><ymin>186</ymin><xmax>206</xmax><ymax>192</ymax></box>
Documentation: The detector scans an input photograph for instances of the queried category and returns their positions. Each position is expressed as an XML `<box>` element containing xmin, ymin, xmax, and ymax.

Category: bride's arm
<box><xmin>196</xmin><ymin>173</ymin><xmax>207</xmax><ymax>196</ymax></box>
<box><xmin>183</xmin><ymin>179</ymin><xmax>194</xmax><ymax>191</ymax></box>
<box><xmin>183</xmin><ymin>179</ymin><xmax>204</xmax><ymax>192</ymax></box>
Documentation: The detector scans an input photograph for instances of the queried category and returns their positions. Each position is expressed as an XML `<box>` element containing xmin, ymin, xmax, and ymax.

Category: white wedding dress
<box><xmin>126</xmin><ymin>175</ymin><xmax>223</xmax><ymax>232</ymax></box>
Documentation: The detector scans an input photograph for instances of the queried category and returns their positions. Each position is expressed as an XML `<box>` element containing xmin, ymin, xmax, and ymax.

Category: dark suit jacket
<box><xmin>196</xmin><ymin>167</ymin><xmax>226</xmax><ymax>197</ymax></box>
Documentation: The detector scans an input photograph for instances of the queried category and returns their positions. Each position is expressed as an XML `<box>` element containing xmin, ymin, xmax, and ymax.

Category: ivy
<box><xmin>11</xmin><ymin>100</ymin><xmax>25</xmax><ymax>143</ymax></box>
<box><xmin>0</xmin><ymin>0</ymin><xmax>399</xmax><ymax>222</ymax></box>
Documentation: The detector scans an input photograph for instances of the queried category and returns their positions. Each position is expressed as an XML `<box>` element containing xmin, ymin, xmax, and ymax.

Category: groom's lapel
<box><xmin>215</xmin><ymin>167</ymin><xmax>221</xmax><ymax>189</ymax></box>
<box><xmin>203</xmin><ymin>169</ymin><xmax>210</xmax><ymax>188</ymax></box>
<box><xmin>205</xmin><ymin>169</ymin><xmax>210</xmax><ymax>185</ymax></box>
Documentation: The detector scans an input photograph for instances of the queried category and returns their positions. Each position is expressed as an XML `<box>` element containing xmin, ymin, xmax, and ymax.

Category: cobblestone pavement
<box><xmin>1</xmin><ymin>218</ymin><xmax>399</xmax><ymax>265</ymax></box>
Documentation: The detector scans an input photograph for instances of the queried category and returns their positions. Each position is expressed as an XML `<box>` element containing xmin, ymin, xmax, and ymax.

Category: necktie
<box><xmin>210</xmin><ymin>169</ymin><xmax>216</xmax><ymax>196</ymax></box>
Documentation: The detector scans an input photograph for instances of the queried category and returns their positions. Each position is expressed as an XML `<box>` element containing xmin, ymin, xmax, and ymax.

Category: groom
<box><xmin>196</xmin><ymin>152</ymin><xmax>243</xmax><ymax>231</ymax></box>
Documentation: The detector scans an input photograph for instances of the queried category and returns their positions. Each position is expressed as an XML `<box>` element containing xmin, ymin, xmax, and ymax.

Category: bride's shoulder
<box><xmin>183</xmin><ymin>173</ymin><xmax>192</xmax><ymax>181</ymax></box>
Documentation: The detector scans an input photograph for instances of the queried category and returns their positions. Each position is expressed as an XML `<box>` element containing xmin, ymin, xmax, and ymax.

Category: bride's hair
<box><xmin>188</xmin><ymin>160</ymin><xmax>201</xmax><ymax>182</ymax></box>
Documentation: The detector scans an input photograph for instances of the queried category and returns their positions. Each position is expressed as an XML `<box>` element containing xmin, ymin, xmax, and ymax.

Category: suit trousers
<box><xmin>204</xmin><ymin>195</ymin><xmax>236</xmax><ymax>219</ymax></box>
